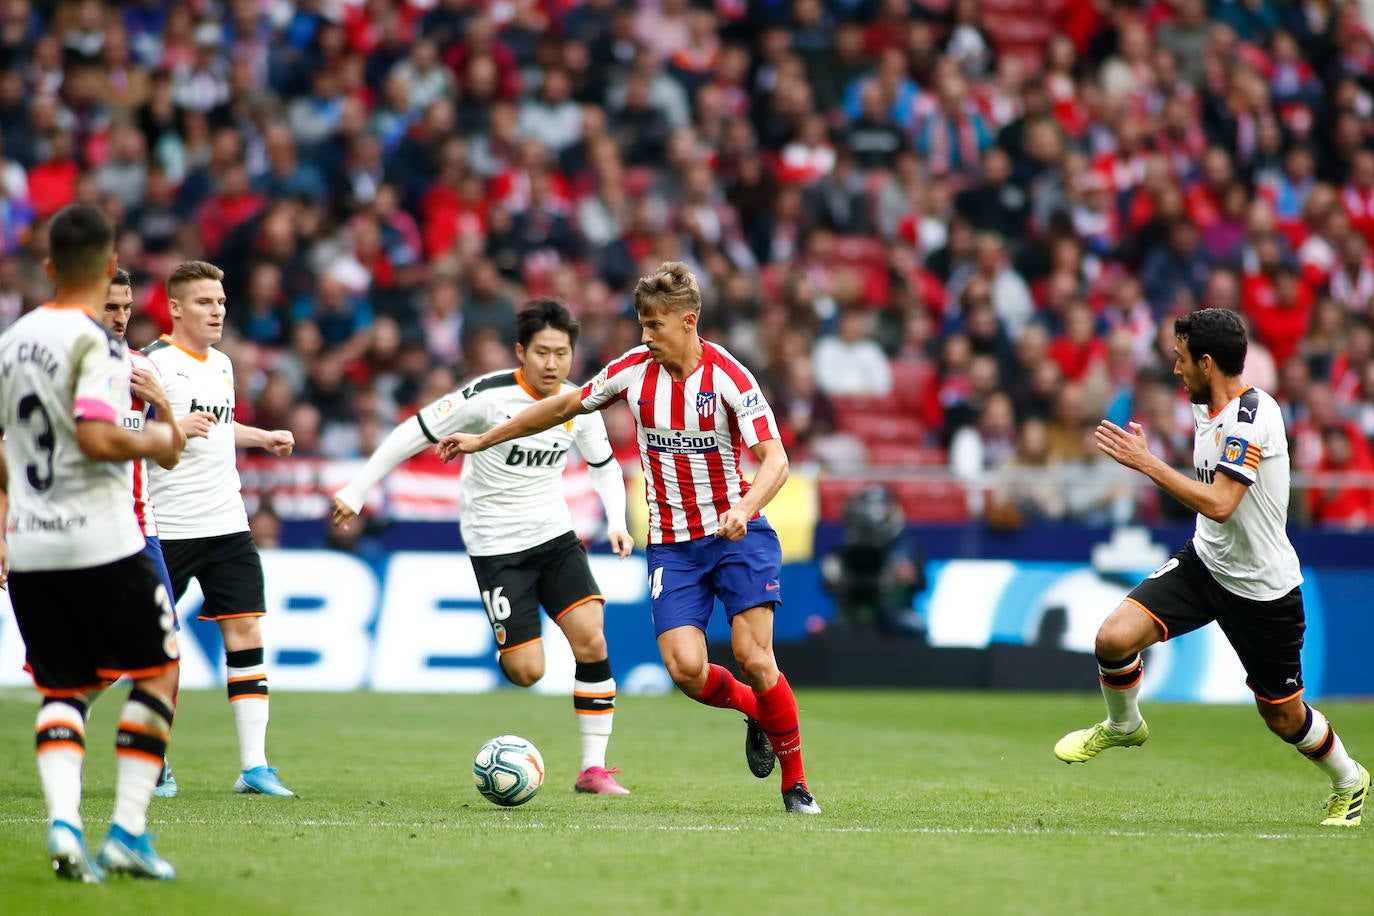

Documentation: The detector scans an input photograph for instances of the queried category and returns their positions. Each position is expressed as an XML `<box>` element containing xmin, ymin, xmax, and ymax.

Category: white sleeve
<box><xmin>334</xmin><ymin>415</ymin><xmax>433</xmax><ymax>513</ymax></box>
<box><xmin>415</xmin><ymin>388</ymin><xmax>488</xmax><ymax>440</ymax></box>
<box><xmin>587</xmin><ymin>457</ymin><xmax>629</xmax><ymax>535</ymax></box>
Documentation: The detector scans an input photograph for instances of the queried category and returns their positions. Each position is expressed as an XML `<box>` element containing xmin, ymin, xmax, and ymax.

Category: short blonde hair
<box><xmin>634</xmin><ymin>261</ymin><xmax>701</xmax><ymax>316</ymax></box>
<box><xmin>167</xmin><ymin>260</ymin><xmax>225</xmax><ymax>301</ymax></box>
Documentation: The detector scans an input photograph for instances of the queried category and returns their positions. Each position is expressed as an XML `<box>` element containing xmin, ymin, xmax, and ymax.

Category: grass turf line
<box><xmin>0</xmin><ymin>688</ymin><xmax>1369</xmax><ymax>915</ymax></box>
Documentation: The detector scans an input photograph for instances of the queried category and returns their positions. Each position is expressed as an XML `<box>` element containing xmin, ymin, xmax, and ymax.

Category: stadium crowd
<box><xmin>2</xmin><ymin>0</ymin><xmax>1374</xmax><ymax>529</ymax></box>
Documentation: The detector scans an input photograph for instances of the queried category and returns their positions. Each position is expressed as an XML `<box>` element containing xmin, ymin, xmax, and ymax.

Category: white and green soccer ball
<box><xmin>473</xmin><ymin>735</ymin><xmax>545</xmax><ymax>807</ymax></box>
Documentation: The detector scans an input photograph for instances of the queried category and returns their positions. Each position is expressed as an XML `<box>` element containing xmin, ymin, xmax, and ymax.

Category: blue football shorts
<box><xmin>645</xmin><ymin>518</ymin><xmax>783</xmax><ymax>636</ymax></box>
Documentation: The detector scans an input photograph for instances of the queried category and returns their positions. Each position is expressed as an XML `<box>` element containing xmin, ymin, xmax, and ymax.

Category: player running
<box><xmin>332</xmin><ymin>299</ymin><xmax>634</xmax><ymax>795</ymax></box>
<box><xmin>0</xmin><ymin>204</ymin><xmax>183</xmax><ymax>880</ymax></box>
<box><xmin>100</xmin><ymin>268</ymin><xmax>216</xmax><ymax>799</ymax></box>
<box><xmin>1055</xmin><ymin>308</ymin><xmax>1369</xmax><ymax>827</ymax></box>
<box><xmin>439</xmin><ymin>262</ymin><xmax>819</xmax><ymax>814</ymax></box>
<box><xmin>142</xmin><ymin>260</ymin><xmax>297</xmax><ymax>797</ymax></box>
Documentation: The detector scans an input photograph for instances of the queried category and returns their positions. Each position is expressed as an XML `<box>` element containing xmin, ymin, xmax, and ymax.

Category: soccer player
<box><xmin>439</xmin><ymin>263</ymin><xmax>820</xmax><ymax>814</ymax></box>
<box><xmin>332</xmin><ymin>299</ymin><xmax>635</xmax><ymax>795</ymax></box>
<box><xmin>142</xmin><ymin>260</ymin><xmax>297</xmax><ymax>797</ymax></box>
<box><xmin>0</xmin><ymin>204</ymin><xmax>181</xmax><ymax>880</ymax></box>
<box><xmin>1055</xmin><ymin>308</ymin><xmax>1369</xmax><ymax>827</ymax></box>
<box><xmin>100</xmin><ymin>268</ymin><xmax>216</xmax><ymax>799</ymax></box>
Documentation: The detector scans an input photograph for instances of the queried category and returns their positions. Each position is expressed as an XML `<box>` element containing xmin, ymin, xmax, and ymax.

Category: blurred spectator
<box><xmin>1307</xmin><ymin>426</ymin><xmax>1374</xmax><ymax>529</ymax></box>
<box><xmin>813</xmin><ymin>308</ymin><xmax>893</xmax><ymax>398</ymax></box>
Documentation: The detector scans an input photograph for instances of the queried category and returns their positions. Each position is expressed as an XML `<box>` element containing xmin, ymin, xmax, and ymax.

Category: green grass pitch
<box><xmin>1</xmin><ymin>687</ymin><xmax>1369</xmax><ymax>915</ymax></box>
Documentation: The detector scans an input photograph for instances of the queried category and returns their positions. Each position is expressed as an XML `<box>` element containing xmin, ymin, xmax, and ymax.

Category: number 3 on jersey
<box><xmin>481</xmin><ymin>587</ymin><xmax>511</xmax><ymax>625</ymax></box>
<box><xmin>17</xmin><ymin>393</ymin><xmax>55</xmax><ymax>492</ymax></box>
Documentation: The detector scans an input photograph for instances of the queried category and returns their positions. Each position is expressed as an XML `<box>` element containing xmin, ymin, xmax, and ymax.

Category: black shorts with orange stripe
<box><xmin>160</xmin><ymin>531</ymin><xmax>266</xmax><ymax>620</ymax></box>
<box><xmin>1127</xmin><ymin>540</ymin><xmax>1306</xmax><ymax>702</ymax></box>
<box><xmin>8</xmin><ymin>551</ymin><xmax>179</xmax><ymax>696</ymax></box>
<box><xmin>469</xmin><ymin>531</ymin><xmax>603</xmax><ymax>655</ymax></box>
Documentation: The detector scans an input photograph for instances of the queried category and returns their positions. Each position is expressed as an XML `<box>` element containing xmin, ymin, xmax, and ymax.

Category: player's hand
<box><xmin>608</xmin><ymin>529</ymin><xmax>634</xmax><ymax>558</ymax></box>
<box><xmin>266</xmin><ymin>430</ymin><xmax>295</xmax><ymax>457</ymax></box>
<box><xmin>130</xmin><ymin>367</ymin><xmax>169</xmax><ymax>411</ymax></box>
<box><xmin>715</xmin><ymin>506</ymin><xmax>749</xmax><ymax>542</ymax></box>
<box><xmin>331</xmin><ymin>497</ymin><xmax>358</xmax><ymax>529</ymax></box>
<box><xmin>179</xmin><ymin>411</ymin><xmax>217</xmax><ymax>440</ymax></box>
<box><xmin>438</xmin><ymin>433</ymin><xmax>483</xmax><ymax>462</ymax></box>
<box><xmin>1095</xmin><ymin>420</ymin><xmax>1152</xmax><ymax>471</ymax></box>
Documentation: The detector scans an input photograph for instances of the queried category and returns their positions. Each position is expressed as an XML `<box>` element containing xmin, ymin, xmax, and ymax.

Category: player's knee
<box><xmin>733</xmin><ymin>647</ymin><xmax>777</xmax><ymax>688</ymax></box>
<box><xmin>1094</xmin><ymin>621</ymin><xmax>1137</xmax><ymax>660</ymax></box>
<box><xmin>661</xmin><ymin>653</ymin><xmax>705</xmax><ymax>689</ymax></box>
<box><xmin>569</xmin><ymin>630</ymin><xmax>608</xmax><ymax>662</ymax></box>
<box><xmin>499</xmin><ymin>657</ymin><xmax>543</xmax><ymax>688</ymax></box>
<box><xmin>1257</xmin><ymin>701</ymin><xmax>1305</xmax><ymax>739</ymax></box>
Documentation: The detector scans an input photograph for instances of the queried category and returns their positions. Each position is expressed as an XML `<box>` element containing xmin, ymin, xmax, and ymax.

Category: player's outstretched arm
<box><xmin>77</xmin><ymin>418</ymin><xmax>178</xmax><ymax>466</ymax></box>
<box><xmin>332</xmin><ymin>415</ymin><xmax>435</xmax><ymax>527</ymax></box>
<box><xmin>234</xmin><ymin>421</ymin><xmax>295</xmax><ymax>456</ymax></box>
<box><xmin>717</xmin><ymin>438</ymin><xmax>790</xmax><ymax>542</ymax></box>
<box><xmin>438</xmin><ymin>389</ymin><xmax>586</xmax><ymax>462</ymax></box>
<box><xmin>1095</xmin><ymin>419</ymin><xmax>1247</xmax><ymax>523</ymax></box>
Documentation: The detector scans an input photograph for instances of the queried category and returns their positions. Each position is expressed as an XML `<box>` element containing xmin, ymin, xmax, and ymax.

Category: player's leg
<box><xmin>199</xmin><ymin>533</ymin><xmax>292</xmax><ymax>796</ymax></box>
<box><xmin>7</xmin><ymin>568</ymin><xmax>108</xmax><ymax>882</ymax></box>
<box><xmin>538</xmin><ymin>533</ymin><xmax>628</xmax><ymax>793</ymax></box>
<box><xmin>716</xmin><ymin>519</ymin><xmax>817</xmax><ymax>811</ymax></box>
<box><xmin>1056</xmin><ymin>546</ymin><xmax>1215</xmax><ymax>763</ymax></box>
<box><xmin>86</xmin><ymin>551</ymin><xmax>180</xmax><ymax>880</ymax></box>
<box><xmin>141</xmin><ymin>536</ymin><xmax>178</xmax><ymax>797</ymax></box>
<box><xmin>1219</xmin><ymin>588</ymin><xmax>1368</xmax><ymax>826</ymax></box>
<box><xmin>471</xmin><ymin>549</ymin><xmax>546</xmax><ymax>686</ymax></box>
<box><xmin>648</xmin><ymin>540</ymin><xmax>760</xmax><ymax>715</ymax></box>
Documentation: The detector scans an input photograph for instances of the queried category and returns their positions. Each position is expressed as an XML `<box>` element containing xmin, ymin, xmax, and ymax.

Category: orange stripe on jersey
<box><xmin>196</xmin><ymin>611</ymin><xmax>266</xmax><ymax>621</ymax></box>
<box><xmin>574</xmin><ymin>708</ymin><xmax>615</xmax><ymax>716</ymax></box>
<box><xmin>227</xmin><ymin>674</ymin><xmax>265</xmax><ymax>684</ymax></box>
<box><xmin>573</xmin><ymin>690</ymin><xmax>617</xmax><ymax>699</ymax></box>
<box><xmin>96</xmin><ymin>661</ymin><xmax>178</xmax><ymax>681</ymax></box>
<box><xmin>1256</xmin><ymin>687</ymin><xmax>1305</xmax><ymax>705</ymax></box>
<box><xmin>157</xmin><ymin>334</ymin><xmax>210</xmax><ymax>362</ymax></box>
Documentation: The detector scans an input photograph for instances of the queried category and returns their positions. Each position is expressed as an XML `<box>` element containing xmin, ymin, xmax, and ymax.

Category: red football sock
<box><xmin>755</xmin><ymin>673</ymin><xmax>806</xmax><ymax>790</ymax></box>
<box><xmin>692</xmin><ymin>664</ymin><xmax>759</xmax><ymax>718</ymax></box>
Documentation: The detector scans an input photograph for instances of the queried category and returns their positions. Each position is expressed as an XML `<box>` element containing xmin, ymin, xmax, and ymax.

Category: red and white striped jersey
<box><xmin>125</xmin><ymin>347</ymin><xmax>158</xmax><ymax>537</ymax></box>
<box><xmin>581</xmin><ymin>342</ymin><xmax>780</xmax><ymax>544</ymax></box>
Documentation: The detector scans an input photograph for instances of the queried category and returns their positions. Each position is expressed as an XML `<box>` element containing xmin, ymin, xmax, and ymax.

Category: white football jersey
<box><xmin>125</xmin><ymin>347</ymin><xmax>159</xmax><ymax>537</ymax></box>
<box><xmin>415</xmin><ymin>368</ymin><xmax>618</xmax><ymax>556</ymax></box>
<box><xmin>0</xmin><ymin>304</ymin><xmax>144</xmax><ymax>570</ymax></box>
<box><xmin>142</xmin><ymin>336</ymin><xmax>248</xmax><ymax>539</ymax></box>
<box><xmin>1190</xmin><ymin>386</ymin><xmax>1303</xmax><ymax>600</ymax></box>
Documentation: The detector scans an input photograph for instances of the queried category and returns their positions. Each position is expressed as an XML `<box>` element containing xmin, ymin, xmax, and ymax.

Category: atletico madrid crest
<box><xmin>696</xmin><ymin>391</ymin><xmax>717</xmax><ymax>418</ymax></box>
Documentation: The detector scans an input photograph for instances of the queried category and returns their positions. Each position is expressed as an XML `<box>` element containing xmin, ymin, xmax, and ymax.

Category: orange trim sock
<box><xmin>227</xmin><ymin>648</ymin><xmax>270</xmax><ymax>770</ymax></box>
<box><xmin>36</xmin><ymin>697</ymin><xmax>89</xmax><ymax>829</ymax></box>
<box><xmin>113</xmin><ymin>690</ymin><xmax>172</xmax><ymax>836</ymax></box>
<box><xmin>1097</xmin><ymin>653</ymin><xmax>1144</xmax><ymax>734</ymax></box>
<box><xmin>1288</xmin><ymin>704</ymin><xmax>1361</xmax><ymax>789</ymax></box>
<box><xmin>573</xmin><ymin>659</ymin><xmax>616</xmax><ymax>771</ymax></box>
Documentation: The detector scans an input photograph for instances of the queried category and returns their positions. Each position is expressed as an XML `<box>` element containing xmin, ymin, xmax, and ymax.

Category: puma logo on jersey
<box><xmin>189</xmin><ymin>399</ymin><xmax>233</xmax><ymax>423</ymax></box>
<box><xmin>505</xmin><ymin>443</ymin><xmax>567</xmax><ymax>467</ymax></box>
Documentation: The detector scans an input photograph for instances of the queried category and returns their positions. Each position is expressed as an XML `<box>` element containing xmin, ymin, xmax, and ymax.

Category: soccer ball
<box><xmin>473</xmin><ymin>735</ymin><xmax>545</xmax><ymax>807</ymax></box>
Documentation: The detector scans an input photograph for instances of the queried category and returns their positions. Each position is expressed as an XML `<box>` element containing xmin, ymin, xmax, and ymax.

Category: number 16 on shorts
<box><xmin>482</xmin><ymin>587</ymin><xmax>512</xmax><ymax>646</ymax></box>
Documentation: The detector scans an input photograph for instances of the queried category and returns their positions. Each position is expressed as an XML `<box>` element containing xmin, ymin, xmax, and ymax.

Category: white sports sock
<box><xmin>35</xmin><ymin>701</ymin><xmax>87</xmax><ymax>829</ymax></box>
<box><xmin>1098</xmin><ymin>654</ymin><xmax>1144</xmax><ymax>734</ymax></box>
<box><xmin>113</xmin><ymin>692</ymin><xmax>172</xmax><ymax>836</ymax></box>
<box><xmin>227</xmin><ymin>649</ymin><xmax>270</xmax><ymax>771</ymax></box>
<box><xmin>1292</xmin><ymin>705</ymin><xmax>1361</xmax><ymax>789</ymax></box>
<box><xmin>573</xmin><ymin>669</ymin><xmax>615</xmax><ymax>771</ymax></box>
